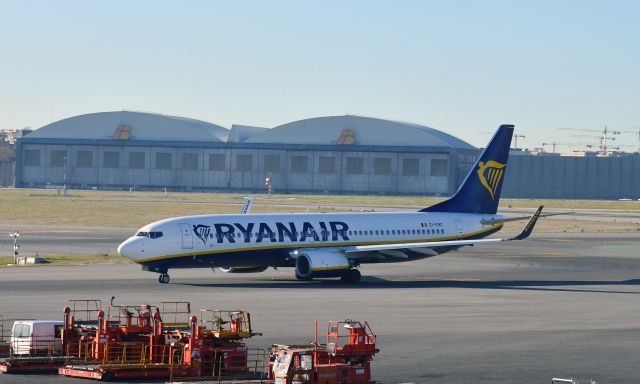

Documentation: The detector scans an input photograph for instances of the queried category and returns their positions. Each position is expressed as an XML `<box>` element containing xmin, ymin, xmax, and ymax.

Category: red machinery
<box><xmin>59</xmin><ymin>306</ymin><xmax>259</xmax><ymax>381</ymax></box>
<box><xmin>0</xmin><ymin>314</ymin><xmax>9</xmax><ymax>358</ymax></box>
<box><xmin>270</xmin><ymin>320</ymin><xmax>378</xmax><ymax>384</ymax></box>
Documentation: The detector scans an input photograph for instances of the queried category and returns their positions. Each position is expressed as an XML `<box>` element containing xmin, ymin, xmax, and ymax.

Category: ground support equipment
<box><xmin>59</xmin><ymin>307</ymin><xmax>260</xmax><ymax>381</ymax></box>
<box><xmin>269</xmin><ymin>319</ymin><xmax>378</xmax><ymax>384</ymax></box>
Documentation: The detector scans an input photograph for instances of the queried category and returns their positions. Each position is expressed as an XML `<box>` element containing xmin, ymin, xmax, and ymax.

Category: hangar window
<box><xmin>209</xmin><ymin>154</ymin><xmax>226</xmax><ymax>171</ymax></box>
<box><xmin>346</xmin><ymin>157</ymin><xmax>364</xmax><ymax>175</ymax></box>
<box><xmin>129</xmin><ymin>152</ymin><xmax>145</xmax><ymax>169</ymax></box>
<box><xmin>402</xmin><ymin>158</ymin><xmax>420</xmax><ymax>176</ymax></box>
<box><xmin>76</xmin><ymin>151</ymin><xmax>93</xmax><ymax>168</ymax></box>
<box><xmin>318</xmin><ymin>156</ymin><xmax>335</xmax><ymax>174</ymax></box>
<box><xmin>51</xmin><ymin>150</ymin><xmax>67</xmax><ymax>167</ymax></box>
<box><xmin>236</xmin><ymin>154</ymin><xmax>253</xmax><ymax>172</ymax></box>
<box><xmin>291</xmin><ymin>156</ymin><xmax>308</xmax><ymax>173</ymax></box>
<box><xmin>24</xmin><ymin>149</ymin><xmax>40</xmax><ymax>166</ymax></box>
<box><xmin>103</xmin><ymin>151</ymin><xmax>120</xmax><ymax>168</ymax></box>
<box><xmin>156</xmin><ymin>153</ymin><xmax>173</xmax><ymax>170</ymax></box>
<box><xmin>264</xmin><ymin>154</ymin><xmax>281</xmax><ymax>172</ymax></box>
<box><xmin>374</xmin><ymin>158</ymin><xmax>392</xmax><ymax>175</ymax></box>
<box><xmin>182</xmin><ymin>153</ymin><xmax>198</xmax><ymax>170</ymax></box>
<box><xmin>430</xmin><ymin>159</ymin><xmax>449</xmax><ymax>176</ymax></box>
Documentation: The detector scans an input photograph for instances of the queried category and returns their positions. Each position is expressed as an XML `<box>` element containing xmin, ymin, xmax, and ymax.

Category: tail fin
<box><xmin>422</xmin><ymin>124</ymin><xmax>514</xmax><ymax>214</ymax></box>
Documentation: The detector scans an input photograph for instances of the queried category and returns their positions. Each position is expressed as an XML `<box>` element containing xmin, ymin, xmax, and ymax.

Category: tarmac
<box><xmin>1</xmin><ymin>230</ymin><xmax>639</xmax><ymax>383</ymax></box>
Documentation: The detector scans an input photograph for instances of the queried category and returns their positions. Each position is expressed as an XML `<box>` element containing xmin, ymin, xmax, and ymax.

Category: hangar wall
<box><xmin>16</xmin><ymin>140</ymin><xmax>472</xmax><ymax>196</ymax></box>
<box><xmin>501</xmin><ymin>155</ymin><xmax>640</xmax><ymax>200</ymax></box>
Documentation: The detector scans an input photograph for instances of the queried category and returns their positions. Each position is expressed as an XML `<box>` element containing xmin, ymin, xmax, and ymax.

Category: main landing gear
<box><xmin>158</xmin><ymin>273</ymin><xmax>170</xmax><ymax>284</ymax></box>
<box><xmin>341</xmin><ymin>268</ymin><xmax>361</xmax><ymax>284</ymax></box>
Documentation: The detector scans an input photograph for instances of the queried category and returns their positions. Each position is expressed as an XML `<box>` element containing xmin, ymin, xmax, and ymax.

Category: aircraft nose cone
<box><xmin>117</xmin><ymin>239</ymin><xmax>135</xmax><ymax>259</ymax></box>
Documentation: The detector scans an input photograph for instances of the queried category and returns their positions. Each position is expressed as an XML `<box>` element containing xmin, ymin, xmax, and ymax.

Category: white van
<box><xmin>10</xmin><ymin>321</ymin><xmax>64</xmax><ymax>355</ymax></box>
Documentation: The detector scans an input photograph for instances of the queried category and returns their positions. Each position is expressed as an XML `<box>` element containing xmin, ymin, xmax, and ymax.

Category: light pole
<box><xmin>9</xmin><ymin>230</ymin><xmax>20</xmax><ymax>264</ymax></box>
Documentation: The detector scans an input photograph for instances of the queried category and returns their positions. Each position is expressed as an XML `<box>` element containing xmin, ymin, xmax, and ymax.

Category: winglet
<box><xmin>511</xmin><ymin>205</ymin><xmax>543</xmax><ymax>241</ymax></box>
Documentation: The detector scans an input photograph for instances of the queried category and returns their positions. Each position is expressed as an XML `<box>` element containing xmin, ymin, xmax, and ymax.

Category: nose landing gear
<box><xmin>158</xmin><ymin>273</ymin><xmax>170</xmax><ymax>284</ymax></box>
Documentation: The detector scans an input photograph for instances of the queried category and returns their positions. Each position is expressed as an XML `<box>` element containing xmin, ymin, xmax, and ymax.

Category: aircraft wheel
<box><xmin>341</xmin><ymin>269</ymin><xmax>361</xmax><ymax>284</ymax></box>
<box><xmin>158</xmin><ymin>274</ymin><xmax>170</xmax><ymax>284</ymax></box>
<box><xmin>295</xmin><ymin>272</ymin><xmax>312</xmax><ymax>281</ymax></box>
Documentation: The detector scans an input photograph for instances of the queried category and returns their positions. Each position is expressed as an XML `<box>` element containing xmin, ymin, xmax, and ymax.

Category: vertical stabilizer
<box><xmin>422</xmin><ymin>125</ymin><xmax>514</xmax><ymax>214</ymax></box>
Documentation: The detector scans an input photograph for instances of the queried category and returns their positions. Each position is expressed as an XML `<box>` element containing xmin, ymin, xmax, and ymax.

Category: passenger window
<box><xmin>386</xmin><ymin>230</ymin><xmax>390</xmax><ymax>235</ymax></box>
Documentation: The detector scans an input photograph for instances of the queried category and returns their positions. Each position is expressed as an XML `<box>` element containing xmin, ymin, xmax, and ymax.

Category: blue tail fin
<box><xmin>422</xmin><ymin>124</ymin><xmax>514</xmax><ymax>214</ymax></box>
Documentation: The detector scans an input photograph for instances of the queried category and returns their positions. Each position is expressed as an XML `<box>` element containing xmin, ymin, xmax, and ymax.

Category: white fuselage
<box><xmin>118</xmin><ymin>211</ymin><xmax>503</xmax><ymax>269</ymax></box>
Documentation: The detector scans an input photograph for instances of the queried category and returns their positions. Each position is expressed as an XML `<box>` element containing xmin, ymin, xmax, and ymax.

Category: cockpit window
<box><xmin>136</xmin><ymin>231</ymin><xmax>163</xmax><ymax>239</ymax></box>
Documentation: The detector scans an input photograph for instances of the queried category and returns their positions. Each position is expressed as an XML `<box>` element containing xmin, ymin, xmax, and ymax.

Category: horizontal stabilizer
<box><xmin>481</xmin><ymin>210</ymin><xmax>569</xmax><ymax>225</ymax></box>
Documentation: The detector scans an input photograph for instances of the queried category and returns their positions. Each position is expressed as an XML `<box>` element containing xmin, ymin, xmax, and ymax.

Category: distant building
<box><xmin>15</xmin><ymin>111</ymin><xmax>477</xmax><ymax>195</ymax></box>
<box><xmin>15</xmin><ymin>111</ymin><xmax>640</xmax><ymax>199</ymax></box>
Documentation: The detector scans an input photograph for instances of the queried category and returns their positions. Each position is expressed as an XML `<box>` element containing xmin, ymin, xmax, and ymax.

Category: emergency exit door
<box><xmin>179</xmin><ymin>223</ymin><xmax>193</xmax><ymax>249</ymax></box>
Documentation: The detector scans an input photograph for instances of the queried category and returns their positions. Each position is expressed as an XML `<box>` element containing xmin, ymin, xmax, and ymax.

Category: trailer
<box><xmin>59</xmin><ymin>306</ymin><xmax>261</xmax><ymax>381</ymax></box>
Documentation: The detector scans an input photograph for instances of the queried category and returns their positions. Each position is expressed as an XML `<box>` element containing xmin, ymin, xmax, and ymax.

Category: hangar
<box><xmin>15</xmin><ymin>111</ymin><xmax>478</xmax><ymax>195</ymax></box>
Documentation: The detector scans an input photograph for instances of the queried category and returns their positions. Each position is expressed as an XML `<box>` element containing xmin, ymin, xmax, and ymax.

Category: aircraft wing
<box><xmin>344</xmin><ymin>206</ymin><xmax>543</xmax><ymax>260</ymax></box>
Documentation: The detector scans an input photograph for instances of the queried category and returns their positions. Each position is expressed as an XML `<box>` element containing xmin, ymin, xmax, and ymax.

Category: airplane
<box><xmin>118</xmin><ymin>124</ymin><xmax>545</xmax><ymax>284</ymax></box>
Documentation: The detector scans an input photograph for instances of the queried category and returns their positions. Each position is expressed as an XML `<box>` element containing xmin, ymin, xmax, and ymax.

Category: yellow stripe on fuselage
<box><xmin>136</xmin><ymin>224</ymin><xmax>503</xmax><ymax>264</ymax></box>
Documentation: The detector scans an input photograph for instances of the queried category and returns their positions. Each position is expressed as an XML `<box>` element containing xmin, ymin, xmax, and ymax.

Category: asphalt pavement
<box><xmin>1</xmin><ymin>232</ymin><xmax>639</xmax><ymax>384</ymax></box>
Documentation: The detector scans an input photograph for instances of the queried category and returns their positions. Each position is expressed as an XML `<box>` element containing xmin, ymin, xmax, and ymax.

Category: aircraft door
<box><xmin>455</xmin><ymin>219</ymin><xmax>463</xmax><ymax>236</ymax></box>
<box><xmin>179</xmin><ymin>223</ymin><xmax>193</xmax><ymax>249</ymax></box>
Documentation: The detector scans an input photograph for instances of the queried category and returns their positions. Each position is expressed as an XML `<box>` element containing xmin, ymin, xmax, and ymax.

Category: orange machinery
<box><xmin>271</xmin><ymin>320</ymin><xmax>378</xmax><ymax>384</ymax></box>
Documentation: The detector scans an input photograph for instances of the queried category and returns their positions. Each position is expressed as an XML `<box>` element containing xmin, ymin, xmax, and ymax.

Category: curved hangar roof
<box><xmin>28</xmin><ymin>111</ymin><xmax>229</xmax><ymax>142</ymax></box>
<box><xmin>244</xmin><ymin>115</ymin><xmax>474</xmax><ymax>149</ymax></box>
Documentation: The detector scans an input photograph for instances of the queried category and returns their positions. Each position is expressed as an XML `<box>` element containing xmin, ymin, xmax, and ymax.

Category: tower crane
<box><xmin>560</xmin><ymin>126</ymin><xmax>620</xmax><ymax>155</ymax></box>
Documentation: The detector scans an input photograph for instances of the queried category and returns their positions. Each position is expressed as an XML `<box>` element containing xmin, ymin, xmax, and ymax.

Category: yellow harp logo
<box><xmin>477</xmin><ymin>160</ymin><xmax>506</xmax><ymax>200</ymax></box>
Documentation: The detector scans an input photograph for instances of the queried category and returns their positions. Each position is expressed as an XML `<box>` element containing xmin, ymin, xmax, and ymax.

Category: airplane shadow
<box><xmin>175</xmin><ymin>277</ymin><xmax>640</xmax><ymax>294</ymax></box>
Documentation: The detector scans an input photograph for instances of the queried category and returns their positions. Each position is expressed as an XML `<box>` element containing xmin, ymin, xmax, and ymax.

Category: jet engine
<box><xmin>294</xmin><ymin>249</ymin><xmax>350</xmax><ymax>280</ymax></box>
<box><xmin>218</xmin><ymin>266</ymin><xmax>269</xmax><ymax>273</ymax></box>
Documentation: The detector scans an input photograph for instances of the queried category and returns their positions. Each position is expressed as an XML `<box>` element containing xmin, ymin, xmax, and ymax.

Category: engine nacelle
<box><xmin>295</xmin><ymin>249</ymin><xmax>350</xmax><ymax>279</ymax></box>
<box><xmin>218</xmin><ymin>266</ymin><xmax>269</xmax><ymax>273</ymax></box>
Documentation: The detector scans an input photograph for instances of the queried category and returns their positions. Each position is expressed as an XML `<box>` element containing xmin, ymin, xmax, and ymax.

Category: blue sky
<box><xmin>1</xmin><ymin>0</ymin><xmax>639</xmax><ymax>148</ymax></box>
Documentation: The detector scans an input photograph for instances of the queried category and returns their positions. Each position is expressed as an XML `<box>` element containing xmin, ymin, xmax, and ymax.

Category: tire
<box><xmin>341</xmin><ymin>269</ymin><xmax>361</xmax><ymax>284</ymax></box>
<box><xmin>159</xmin><ymin>274</ymin><xmax>170</xmax><ymax>284</ymax></box>
<box><xmin>295</xmin><ymin>271</ymin><xmax>312</xmax><ymax>281</ymax></box>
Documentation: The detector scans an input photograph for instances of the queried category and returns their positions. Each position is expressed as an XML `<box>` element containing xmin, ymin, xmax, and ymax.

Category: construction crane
<box><xmin>560</xmin><ymin>126</ymin><xmax>620</xmax><ymax>155</ymax></box>
<box><xmin>480</xmin><ymin>131</ymin><xmax>525</xmax><ymax>149</ymax></box>
<box><xmin>512</xmin><ymin>134</ymin><xmax>526</xmax><ymax>149</ymax></box>
<box><xmin>541</xmin><ymin>142</ymin><xmax>595</xmax><ymax>153</ymax></box>
<box><xmin>617</xmin><ymin>127</ymin><xmax>640</xmax><ymax>153</ymax></box>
